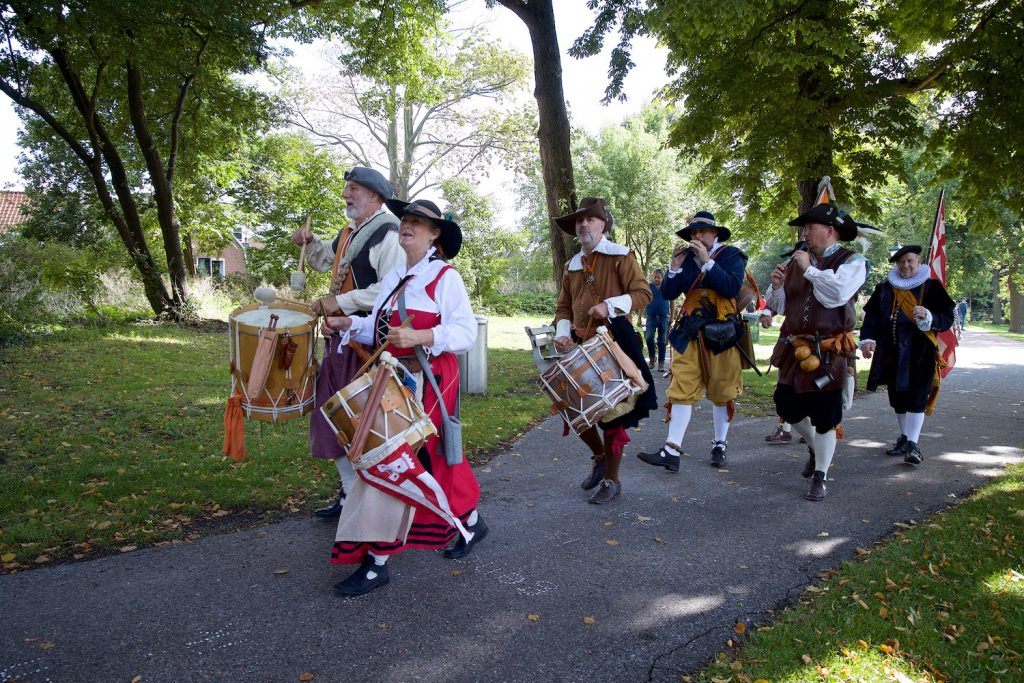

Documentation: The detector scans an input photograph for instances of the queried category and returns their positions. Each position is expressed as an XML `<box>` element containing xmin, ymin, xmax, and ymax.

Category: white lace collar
<box><xmin>397</xmin><ymin>246</ymin><xmax>439</xmax><ymax>279</ymax></box>
<box><xmin>887</xmin><ymin>266</ymin><xmax>930</xmax><ymax>290</ymax></box>
<box><xmin>567</xmin><ymin>237</ymin><xmax>630</xmax><ymax>271</ymax></box>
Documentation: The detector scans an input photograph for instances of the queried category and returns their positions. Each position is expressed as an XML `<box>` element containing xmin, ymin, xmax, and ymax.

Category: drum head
<box><xmin>234</xmin><ymin>307</ymin><xmax>313</xmax><ymax>328</ymax></box>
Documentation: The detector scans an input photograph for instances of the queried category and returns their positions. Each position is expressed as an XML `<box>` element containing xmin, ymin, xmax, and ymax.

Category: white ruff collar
<box><xmin>887</xmin><ymin>266</ymin><xmax>930</xmax><ymax>290</ymax></box>
<box><xmin>567</xmin><ymin>237</ymin><xmax>630</xmax><ymax>271</ymax></box>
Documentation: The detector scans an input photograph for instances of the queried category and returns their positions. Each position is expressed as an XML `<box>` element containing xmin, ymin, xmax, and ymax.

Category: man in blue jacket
<box><xmin>645</xmin><ymin>269</ymin><xmax>671</xmax><ymax>372</ymax></box>
<box><xmin>637</xmin><ymin>212</ymin><xmax>748</xmax><ymax>470</ymax></box>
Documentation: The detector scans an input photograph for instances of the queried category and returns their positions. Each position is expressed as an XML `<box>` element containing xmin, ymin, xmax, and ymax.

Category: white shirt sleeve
<box><xmin>335</xmin><ymin>230</ymin><xmax>404</xmax><ymax>315</ymax></box>
<box><xmin>603</xmin><ymin>294</ymin><xmax>633</xmax><ymax>318</ymax></box>
<box><xmin>764</xmin><ymin>284</ymin><xmax>786</xmax><ymax>316</ymax></box>
<box><xmin>555</xmin><ymin>318</ymin><xmax>572</xmax><ymax>339</ymax></box>
<box><xmin>304</xmin><ymin>234</ymin><xmax>336</xmax><ymax>273</ymax></box>
<box><xmin>803</xmin><ymin>258</ymin><xmax>866</xmax><ymax>309</ymax></box>
<box><xmin>426</xmin><ymin>268</ymin><xmax>478</xmax><ymax>356</ymax></box>
<box><xmin>700</xmin><ymin>258</ymin><xmax>715</xmax><ymax>273</ymax></box>
<box><xmin>917</xmin><ymin>309</ymin><xmax>933</xmax><ymax>331</ymax></box>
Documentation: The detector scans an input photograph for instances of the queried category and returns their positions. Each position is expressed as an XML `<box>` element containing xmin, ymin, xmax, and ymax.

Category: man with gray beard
<box><xmin>291</xmin><ymin>166</ymin><xmax>405</xmax><ymax>518</ymax></box>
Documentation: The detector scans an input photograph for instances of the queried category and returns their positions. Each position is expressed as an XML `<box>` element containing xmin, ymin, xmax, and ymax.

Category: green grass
<box><xmin>972</xmin><ymin>321</ymin><xmax>1024</xmax><ymax>343</ymax></box>
<box><xmin>0</xmin><ymin>320</ymin><xmax>550</xmax><ymax>570</ymax></box>
<box><xmin>688</xmin><ymin>463</ymin><xmax>1024</xmax><ymax>683</ymax></box>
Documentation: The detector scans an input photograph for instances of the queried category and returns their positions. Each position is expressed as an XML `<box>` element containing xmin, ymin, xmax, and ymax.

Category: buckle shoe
<box><xmin>444</xmin><ymin>515</ymin><xmax>489</xmax><ymax>559</ymax></box>
<box><xmin>315</xmin><ymin>487</ymin><xmax>345</xmax><ymax>519</ymax></box>
<box><xmin>886</xmin><ymin>434</ymin><xmax>908</xmax><ymax>456</ymax></box>
<box><xmin>710</xmin><ymin>441</ymin><xmax>727</xmax><ymax>468</ymax></box>
<box><xmin>805</xmin><ymin>471</ymin><xmax>827</xmax><ymax>501</ymax></box>
<box><xmin>765</xmin><ymin>425</ymin><xmax>792</xmax><ymax>443</ymax></box>
<box><xmin>580</xmin><ymin>458</ymin><xmax>606</xmax><ymax>490</ymax></box>
<box><xmin>637</xmin><ymin>445</ymin><xmax>681</xmax><ymax>472</ymax></box>
<box><xmin>903</xmin><ymin>441</ymin><xmax>923</xmax><ymax>465</ymax></box>
<box><xmin>587</xmin><ymin>479</ymin><xmax>621</xmax><ymax>505</ymax></box>
<box><xmin>334</xmin><ymin>557</ymin><xmax>389</xmax><ymax>596</ymax></box>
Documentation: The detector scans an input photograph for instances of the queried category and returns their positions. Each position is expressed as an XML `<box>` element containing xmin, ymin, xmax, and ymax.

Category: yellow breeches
<box><xmin>667</xmin><ymin>342</ymin><xmax>742</xmax><ymax>406</ymax></box>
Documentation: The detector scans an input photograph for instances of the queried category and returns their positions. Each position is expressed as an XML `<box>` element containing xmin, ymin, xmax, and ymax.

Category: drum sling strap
<box><xmin>394</xmin><ymin>270</ymin><xmax>464</xmax><ymax>467</ymax></box>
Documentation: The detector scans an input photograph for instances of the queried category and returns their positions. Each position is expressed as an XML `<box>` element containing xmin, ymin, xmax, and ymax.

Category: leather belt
<box><xmin>397</xmin><ymin>356</ymin><xmax>424</xmax><ymax>373</ymax></box>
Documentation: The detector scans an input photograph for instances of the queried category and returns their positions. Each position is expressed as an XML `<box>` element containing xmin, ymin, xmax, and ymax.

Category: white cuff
<box><xmin>666</xmin><ymin>267</ymin><xmax>681</xmax><ymax>276</ymax></box>
<box><xmin>426</xmin><ymin>327</ymin><xmax>446</xmax><ymax>357</ymax></box>
<box><xmin>700</xmin><ymin>258</ymin><xmax>715</xmax><ymax>273</ymax></box>
<box><xmin>858</xmin><ymin>339</ymin><xmax>875</xmax><ymax>347</ymax></box>
<box><xmin>917</xmin><ymin>310</ymin><xmax>933</xmax><ymax>331</ymax></box>
<box><xmin>605</xmin><ymin>294</ymin><xmax>633</xmax><ymax>318</ymax></box>
<box><xmin>555</xmin><ymin>318</ymin><xmax>572</xmax><ymax>339</ymax></box>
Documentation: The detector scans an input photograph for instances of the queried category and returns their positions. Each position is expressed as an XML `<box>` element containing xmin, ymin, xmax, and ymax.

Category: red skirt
<box><xmin>330</xmin><ymin>352</ymin><xmax>481</xmax><ymax>564</ymax></box>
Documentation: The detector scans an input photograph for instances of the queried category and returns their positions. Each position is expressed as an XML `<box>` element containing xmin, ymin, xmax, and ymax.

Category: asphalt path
<box><xmin>2</xmin><ymin>330</ymin><xmax>1022</xmax><ymax>683</ymax></box>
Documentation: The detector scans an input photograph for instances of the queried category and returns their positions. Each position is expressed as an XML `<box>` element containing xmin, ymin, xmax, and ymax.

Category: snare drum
<box><xmin>539</xmin><ymin>328</ymin><xmax>646</xmax><ymax>435</ymax></box>
<box><xmin>228</xmin><ymin>301</ymin><xmax>318</xmax><ymax>421</ymax></box>
<box><xmin>320</xmin><ymin>364</ymin><xmax>437</xmax><ymax>470</ymax></box>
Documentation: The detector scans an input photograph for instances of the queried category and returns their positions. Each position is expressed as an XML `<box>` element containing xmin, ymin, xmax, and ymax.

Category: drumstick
<box><xmin>353</xmin><ymin>316</ymin><xmax>413</xmax><ymax>378</ymax></box>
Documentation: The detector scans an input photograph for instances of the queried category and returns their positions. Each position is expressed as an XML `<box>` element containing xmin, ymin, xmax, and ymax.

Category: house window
<box><xmin>196</xmin><ymin>257</ymin><xmax>225</xmax><ymax>277</ymax></box>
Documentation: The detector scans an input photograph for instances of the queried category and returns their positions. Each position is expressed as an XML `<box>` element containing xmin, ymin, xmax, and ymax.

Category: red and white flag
<box><xmin>928</xmin><ymin>188</ymin><xmax>957</xmax><ymax>378</ymax></box>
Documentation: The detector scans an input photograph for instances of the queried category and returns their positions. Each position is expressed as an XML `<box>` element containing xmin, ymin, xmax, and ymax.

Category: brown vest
<box><xmin>775</xmin><ymin>246</ymin><xmax>858</xmax><ymax>392</ymax></box>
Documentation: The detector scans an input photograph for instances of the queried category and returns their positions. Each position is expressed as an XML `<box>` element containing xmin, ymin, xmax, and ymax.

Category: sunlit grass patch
<box><xmin>689</xmin><ymin>463</ymin><xmax>1024</xmax><ymax>683</ymax></box>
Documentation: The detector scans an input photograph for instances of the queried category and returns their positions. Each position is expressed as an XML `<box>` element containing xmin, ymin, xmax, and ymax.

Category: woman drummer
<box><xmin>321</xmin><ymin>199</ymin><xmax>486</xmax><ymax>596</ymax></box>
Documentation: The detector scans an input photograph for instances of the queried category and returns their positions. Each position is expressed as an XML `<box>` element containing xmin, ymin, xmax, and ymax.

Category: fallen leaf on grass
<box><xmin>733</xmin><ymin>622</ymin><xmax>746</xmax><ymax>634</ymax></box>
<box><xmin>34</xmin><ymin>555</ymin><xmax>50</xmax><ymax>563</ymax></box>
<box><xmin>857</xmin><ymin>640</ymin><xmax>869</xmax><ymax>649</ymax></box>
<box><xmin>1</xmin><ymin>552</ymin><xmax>15</xmax><ymax>562</ymax></box>
<box><xmin>583</xmin><ymin>616</ymin><xmax>597</xmax><ymax>625</ymax></box>
<box><xmin>527</xmin><ymin>614</ymin><xmax>540</xmax><ymax>622</ymax></box>
<box><xmin>855</xmin><ymin>547</ymin><xmax>870</xmax><ymax>556</ymax></box>
<box><xmin>119</xmin><ymin>546</ymin><xmax>138</xmax><ymax>553</ymax></box>
<box><xmin>801</xmin><ymin>654</ymin><xmax>812</xmax><ymax>663</ymax></box>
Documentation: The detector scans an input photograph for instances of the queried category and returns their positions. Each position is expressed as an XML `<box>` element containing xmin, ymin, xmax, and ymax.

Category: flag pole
<box><xmin>927</xmin><ymin>187</ymin><xmax>946</xmax><ymax>264</ymax></box>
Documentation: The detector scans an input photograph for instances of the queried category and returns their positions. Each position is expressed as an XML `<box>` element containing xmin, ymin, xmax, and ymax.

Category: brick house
<box><xmin>194</xmin><ymin>227</ymin><xmax>256</xmax><ymax>277</ymax></box>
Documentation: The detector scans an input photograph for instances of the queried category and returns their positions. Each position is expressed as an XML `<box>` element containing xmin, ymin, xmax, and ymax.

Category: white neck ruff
<box><xmin>887</xmin><ymin>266</ymin><xmax>929</xmax><ymax>290</ymax></box>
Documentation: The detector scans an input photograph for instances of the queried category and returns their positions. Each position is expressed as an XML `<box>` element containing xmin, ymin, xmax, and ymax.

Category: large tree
<box><xmin>573</xmin><ymin>0</ymin><xmax>1019</xmax><ymax>219</ymax></box>
<box><xmin>288</xmin><ymin>32</ymin><xmax>534</xmax><ymax>200</ymax></box>
<box><xmin>0</xmin><ymin>0</ymin><xmax>444</xmax><ymax>318</ymax></box>
<box><xmin>489</xmin><ymin>0</ymin><xmax>578</xmax><ymax>288</ymax></box>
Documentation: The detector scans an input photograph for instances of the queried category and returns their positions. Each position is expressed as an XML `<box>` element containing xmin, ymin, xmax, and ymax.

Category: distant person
<box><xmin>956</xmin><ymin>298</ymin><xmax>970</xmax><ymax>332</ymax></box>
<box><xmin>645</xmin><ymin>268</ymin><xmax>670</xmax><ymax>372</ymax></box>
<box><xmin>859</xmin><ymin>245</ymin><xmax>955</xmax><ymax>466</ymax></box>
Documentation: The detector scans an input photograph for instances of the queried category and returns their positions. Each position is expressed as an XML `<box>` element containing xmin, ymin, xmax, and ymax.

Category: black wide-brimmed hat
<box><xmin>385</xmin><ymin>198</ymin><xmax>463</xmax><ymax>259</ymax></box>
<box><xmin>788</xmin><ymin>204</ymin><xmax>858</xmax><ymax>241</ymax></box>
<box><xmin>888</xmin><ymin>245</ymin><xmax>922</xmax><ymax>263</ymax></box>
<box><xmin>553</xmin><ymin>197</ymin><xmax>615</xmax><ymax>235</ymax></box>
<box><xmin>676</xmin><ymin>211</ymin><xmax>731</xmax><ymax>242</ymax></box>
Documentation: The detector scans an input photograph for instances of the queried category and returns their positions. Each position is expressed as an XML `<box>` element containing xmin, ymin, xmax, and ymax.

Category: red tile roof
<box><xmin>0</xmin><ymin>191</ymin><xmax>30</xmax><ymax>229</ymax></box>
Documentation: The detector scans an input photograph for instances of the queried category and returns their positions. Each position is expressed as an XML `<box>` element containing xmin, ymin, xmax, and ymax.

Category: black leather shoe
<box><xmin>886</xmin><ymin>435</ymin><xmax>908</xmax><ymax>456</ymax></box>
<box><xmin>580</xmin><ymin>458</ymin><xmax>606</xmax><ymax>490</ymax></box>
<box><xmin>637</xmin><ymin>446</ymin><xmax>681</xmax><ymax>472</ymax></box>
<box><xmin>710</xmin><ymin>441</ymin><xmax>727</xmax><ymax>468</ymax></box>
<box><xmin>334</xmin><ymin>557</ymin><xmax>389</xmax><ymax>596</ymax></box>
<box><xmin>801</xmin><ymin>447</ymin><xmax>816</xmax><ymax>479</ymax></box>
<box><xmin>588</xmin><ymin>479</ymin><xmax>621</xmax><ymax>504</ymax></box>
<box><xmin>805</xmin><ymin>471</ymin><xmax>827</xmax><ymax>501</ymax></box>
<box><xmin>444</xmin><ymin>515</ymin><xmax>489</xmax><ymax>559</ymax></box>
<box><xmin>903</xmin><ymin>441</ymin><xmax>923</xmax><ymax>465</ymax></box>
<box><xmin>315</xmin><ymin>493</ymin><xmax>345</xmax><ymax>519</ymax></box>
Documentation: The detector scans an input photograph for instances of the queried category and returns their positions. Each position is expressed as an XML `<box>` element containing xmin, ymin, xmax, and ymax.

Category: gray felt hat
<box><xmin>344</xmin><ymin>166</ymin><xmax>394</xmax><ymax>201</ymax></box>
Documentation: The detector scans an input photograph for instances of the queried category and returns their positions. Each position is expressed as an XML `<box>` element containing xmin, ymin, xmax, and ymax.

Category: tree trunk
<box><xmin>991</xmin><ymin>269</ymin><xmax>1003</xmax><ymax>324</ymax></box>
<box><xmin>494</xmin><ymin>0</ymin><xmax>576</xmax><ymax>290</ymax></box>
<box><xmin>183</xmin><ymin>233</ymin><xmax>197</xmax><ymax>278</ymax></box>
<box><xmin>1008</xmin><ymin>231</ymin><xmax>1024</xmax><ymax>332</ymax></box>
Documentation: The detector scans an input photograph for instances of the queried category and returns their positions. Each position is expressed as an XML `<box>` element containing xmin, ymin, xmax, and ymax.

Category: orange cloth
<box><xmin>222</xmin><ymin>394</ymin><xmax>247</xmax><ymax>462</ymax></box>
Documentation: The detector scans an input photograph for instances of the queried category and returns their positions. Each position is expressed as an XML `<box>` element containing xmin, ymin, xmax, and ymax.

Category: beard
<box><xmin>344</xmin><ymin>203</ymin><xmax>360</xmax><ymax>220</ymax></box>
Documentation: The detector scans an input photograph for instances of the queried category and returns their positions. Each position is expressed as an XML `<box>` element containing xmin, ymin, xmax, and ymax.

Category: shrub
<box><xmin>478</xmin><ymin>289</ymin><xmax>558</xmax><ymax>316</ymax></box>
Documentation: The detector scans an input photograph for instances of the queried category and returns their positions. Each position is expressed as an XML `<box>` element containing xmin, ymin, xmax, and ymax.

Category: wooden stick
<box><xmin>354</xmin><ymin>316</ymin><xmax>413</xmax><ymax>378</ymax></box>
<box><xmin>346</xmin><ymin>363</ymin><xmax>393</xmax><ymax>464</ymax></box>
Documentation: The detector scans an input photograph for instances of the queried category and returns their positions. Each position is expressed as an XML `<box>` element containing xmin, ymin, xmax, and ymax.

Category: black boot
<box><xmin>805</xmin><ymin>471</ymin><xmax>827</xmax><ymax>501</ymax></box>
<box><xmin>903</xmin><ymin>441</ymin><xmax>923</xmax><ymax>465</ymax></box>
<box><xmin>334</xmin><ymin>556</ymin><xmax>389</xmax><ymax>596</ymax></box>
<box><xmin>315</xmin><ymin>480</ymin><xmax>345</xmax><ymax>519</ymax></box>
<box><xmin>886</xmin><ymin>434</ymin><xmax>908</xmax><ymax>457</ymax></box>
<box><xmin>580</xmin><ymin>457</ymin><xmax>606</xmax><ymax>490</ymax></box>
<box><xmin>801</xmin><ymin>447</ymin><xmax>816</xmax><ymax>479</ymax></box>
<box><xmin>444</xmin><ymin>515</ymin><xmax>489</xmax><ymax>559</ymax></box>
